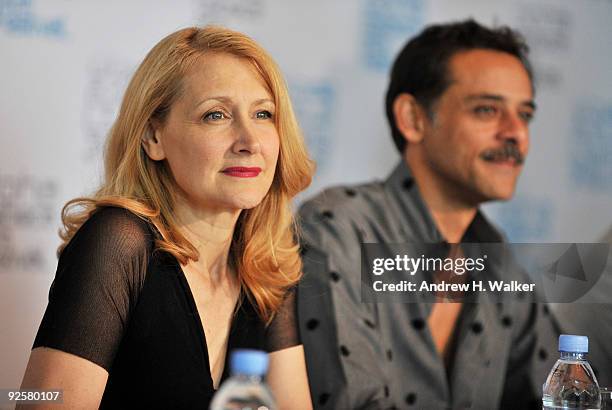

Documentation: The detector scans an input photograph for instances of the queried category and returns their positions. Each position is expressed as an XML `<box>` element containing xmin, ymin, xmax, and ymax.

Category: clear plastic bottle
<box><xmin>210</xmin><ymin>349</ymin><xmax>277</xmax><ymax>410</ymax></box>
<box><xmin>542</xmin><ymin>334</ymin><xmax>601</xmax><ymax>410</ymax></box>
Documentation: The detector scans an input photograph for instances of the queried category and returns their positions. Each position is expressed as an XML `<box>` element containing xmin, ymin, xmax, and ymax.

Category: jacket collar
<box><xmin>383</xmin><ymin>161</ymin><xmax>504</xmax><ymax>243</ymax></box>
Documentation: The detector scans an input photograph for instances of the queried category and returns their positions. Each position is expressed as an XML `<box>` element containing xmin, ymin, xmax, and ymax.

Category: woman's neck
<box><xmin>174</xmin><ymin>198</ymin><xmax>241</xmax><ymax>284</ymax></box>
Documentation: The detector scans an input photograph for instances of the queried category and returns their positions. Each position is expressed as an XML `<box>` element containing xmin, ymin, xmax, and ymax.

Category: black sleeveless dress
<box><xmin>33</xmin><ymin>207</ymin><xmax>299</xmax><ymax>409</ymax></box>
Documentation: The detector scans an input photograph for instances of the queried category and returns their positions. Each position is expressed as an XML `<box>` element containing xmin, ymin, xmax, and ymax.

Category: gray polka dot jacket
<box><xmin>297</xmin><ymin>162</ymin><xmax>557</xmax><ymax>409</ymax></box>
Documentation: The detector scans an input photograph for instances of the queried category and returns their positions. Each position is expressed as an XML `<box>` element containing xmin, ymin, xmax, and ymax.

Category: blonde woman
<box><xmin>20</xmin><ymin>26</ymin><xmax>314</xmax><ymax>409</ymax></box>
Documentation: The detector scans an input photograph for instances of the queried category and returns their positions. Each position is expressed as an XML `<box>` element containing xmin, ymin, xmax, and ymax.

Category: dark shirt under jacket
<box><xmin>297</xmin><ymin>162</ymin><xmax>554</xmax><ymax>409</ymax></box>
<box><xmin>34</xmin><ymin>207</ymin><xmax>299</xmax><ymax>409</ymax></box>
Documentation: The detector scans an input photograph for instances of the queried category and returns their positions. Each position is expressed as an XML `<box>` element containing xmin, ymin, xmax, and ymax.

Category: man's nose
<box><xmin>498</xmin><ymin>110</ymin><xmax>529</xmax><ymax>147</ymax></box>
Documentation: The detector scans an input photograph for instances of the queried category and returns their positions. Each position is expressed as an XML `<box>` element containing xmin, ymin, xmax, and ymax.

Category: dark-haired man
<box><xmin>298</xmin><ymin>19</ymin><xmax>554</xmax><ymax>409</ymax></box>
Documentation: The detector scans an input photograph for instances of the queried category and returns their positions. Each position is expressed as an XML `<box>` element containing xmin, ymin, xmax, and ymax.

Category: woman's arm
<box><xmin>20</xmin><ymin>209</ymin><xmax>151</xmax><ymax>409</ymax></box>
<box><xmin>19</xmin><ymin>347</ymin><xmax>108</xmax><ymax>409</ymax></box>
<box><xmin>268</xmin><ymin>344</ymin><xmax>313</xmax><ymax>410</ymax></box>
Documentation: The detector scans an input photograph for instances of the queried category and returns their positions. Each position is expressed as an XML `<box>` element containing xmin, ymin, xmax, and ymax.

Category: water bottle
<box><xmin>210</xmin><ymin>349</ymin><xmax>277</xmax><ymax>410</ymax></box>
<box><xmin>542</xmin><ymin>334</ymin><xmax>601</xmax><ymax>409</ymax></box>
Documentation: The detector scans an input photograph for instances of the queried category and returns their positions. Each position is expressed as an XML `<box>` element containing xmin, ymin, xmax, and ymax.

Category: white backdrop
<box><xmin>1</xmin><ymin>0</ymin><xmax>611</xmax><ymax>394</ymax></box>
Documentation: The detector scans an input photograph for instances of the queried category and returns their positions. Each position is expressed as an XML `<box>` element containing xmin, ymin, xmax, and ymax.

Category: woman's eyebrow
<box><xmin>193</xmin><ymin>96</ymin><xmax>232</xmax><ymax>109</ymax></box>
<box><xmin>253</xmin><ymin>98</ymin><xmax>274</xmax><ymax>106</ymax></box>
<box><xmin>193</xmin><ymin>97</ymin><xmax>274</xmax><ymax>109</ymax></box>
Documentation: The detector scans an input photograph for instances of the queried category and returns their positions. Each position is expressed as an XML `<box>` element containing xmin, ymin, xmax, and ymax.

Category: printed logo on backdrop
<box><xmin>0</xmin><ymin>0</ymin><xmax>66</xmax><ymax>37</ymax></box>
<box><xmin>514</xmin><ymin>3</ymin><xmax>571</xmax><ymax>52</ymax></box>
<box><xmin>529</xmin><ymin>60</ymin><xmax>563</xmax><ymax>90</ymax></box>
<box><xmin>288</xmin><ymin>79</ymin><xmax>336</xmax><ymax>174</ymax></box>
<box><xmin>81</xmin><ymin>59</ymin><xmax>134</xmax><ymax>161</ymax></box>
<box><xmin>0</xmin><ymin>174</ymin><xmax>58</xmax><ymax>272</ymax></box>
<box><xmin>570</xmin><ymin>101</ymin><xmax>612</xmax><ymax>192</ymax></box>
<box><xmin>484</xmin><ymin>194</ymin><xmax>553</xmax><ymax>242</ymax></box>
<box><xmin>361</xmin><ymin>0</ymin><xmax>424</xmax><ymax>73</ymax></box>
<box><xmin>194</xmin><ymin>0</ymin><xmax>266</xmax><ymax>24</ymax></box>
<box><xmin>513</xmin><ymin>3</ymin><xmax>571</xmax><ymax>90</ymax></box>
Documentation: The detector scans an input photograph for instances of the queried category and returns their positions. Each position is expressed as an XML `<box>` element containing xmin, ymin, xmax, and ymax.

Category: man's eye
<box><xmin>519</xmin><ymin>111</ymin><xmax>534</xmax><ymax>123</ymax></box>
<box><xmin>256</xmin><ymin>110</ymin><xmax>273</xmax><ymax>119</ymax></box>
<box><xmin>203</xmin><ymin>111</ymin><xmax>226</xmax><ymax>121</ymax></box>
<box><xmin>473</xmin><ymin>105</ymin><xmax>498</xmax><ymax>116</ymax></box>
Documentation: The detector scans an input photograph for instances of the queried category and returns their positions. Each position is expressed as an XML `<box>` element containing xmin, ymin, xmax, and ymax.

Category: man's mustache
<box><xmin>480</xmin><ymin>141</ymin><xmax>524</xmax><ymax>165</ymax></box>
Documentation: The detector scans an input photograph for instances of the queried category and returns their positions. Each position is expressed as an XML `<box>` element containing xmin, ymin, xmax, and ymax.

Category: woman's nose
<box><xmin>232</xmin><ymin>118</ymin><xmax>261</xmax><ymax>155</ymax></box>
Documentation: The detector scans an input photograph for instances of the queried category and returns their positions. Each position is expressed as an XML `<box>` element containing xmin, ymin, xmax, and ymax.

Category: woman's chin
<box><xmin>226</xmin><ymin>194</ymin><xmax>267</xmax><ymax>211</ymax></box>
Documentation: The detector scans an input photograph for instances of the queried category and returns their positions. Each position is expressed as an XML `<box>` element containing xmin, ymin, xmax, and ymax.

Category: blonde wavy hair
<box><xmin>59</xmin><ymin>26</ymin><xmax>314</xmax><ymax>322</ymax></box>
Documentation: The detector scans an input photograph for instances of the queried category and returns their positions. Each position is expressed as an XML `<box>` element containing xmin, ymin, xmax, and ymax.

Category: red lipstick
<box><xmin>222</xmin><ymin>167</ymin><xmax>262</xmax><ymax>178</ymax></box>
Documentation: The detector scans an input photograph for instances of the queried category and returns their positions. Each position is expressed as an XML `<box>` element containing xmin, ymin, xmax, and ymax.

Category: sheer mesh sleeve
<box><xmin>265</xmin><ymin>287</ymin><xmax>300</xmax><ymax>352</ymax></box>
<box><xmin>33</xmin><ymin>207</ymin><xmax>153</xmax><ymax>371</ymax></box>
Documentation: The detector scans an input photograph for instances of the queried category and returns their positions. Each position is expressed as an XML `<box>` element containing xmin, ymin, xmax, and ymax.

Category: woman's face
<box><xmin>145</xmin><ymin>52</ymin><xmax>280</xmax><ymax>213</ymax></box>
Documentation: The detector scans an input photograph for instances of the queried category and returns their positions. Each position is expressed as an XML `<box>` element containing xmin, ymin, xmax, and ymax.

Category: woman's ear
<box><xmin>393</xmin><ymin>93</ymin><xmax>427</xmax><ymax>145</ymax></box>
<box><xmin>141</xmin><ymin>120</ymin><xmax>166</xmax><ymax>161</ymax></box>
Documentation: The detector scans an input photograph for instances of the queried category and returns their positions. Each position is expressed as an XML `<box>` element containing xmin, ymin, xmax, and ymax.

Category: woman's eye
<box><xmin>256</xmin><ymin>110</ymin><xmax>273</xmax><ymax>119</ymax></box>
<box><xmin>203</xmin><ymin>111</ymin><xmax>226</xmax><ymax>121</ymax></box>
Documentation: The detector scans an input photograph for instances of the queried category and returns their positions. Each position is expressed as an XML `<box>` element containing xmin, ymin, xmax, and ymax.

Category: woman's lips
<box><xmin>221</xmin><ymin>167</ymin><xmax>262</xmax><ymax>178</ymax></box>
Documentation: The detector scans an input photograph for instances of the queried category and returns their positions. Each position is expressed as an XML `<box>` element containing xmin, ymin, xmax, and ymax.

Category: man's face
<box><xmin>419</xmin><ymin>49</ymin><xmax>535</xmax><ymax>204</ymax></box>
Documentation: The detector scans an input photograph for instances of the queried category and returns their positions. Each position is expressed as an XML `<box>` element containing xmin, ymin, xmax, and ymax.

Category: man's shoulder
<box><xmin>299</xmin><ymin>180</ymin><xmax>387</xmax><ymax>223</ymax></box>
<box><xmin>297</xmin><ymin>180</ymin><xmax>395</xmax><ymax>254</ymax></box>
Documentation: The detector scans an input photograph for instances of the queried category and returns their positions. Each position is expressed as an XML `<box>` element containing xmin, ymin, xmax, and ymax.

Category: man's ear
<box><xmin>141</xmin><ymin>120</ymin><xmax>166</xmax><ymax>161</ymax></box>
<box><xmin>393</xmin><ymin>93</ymin><xmax>427</xmax><ymax>145</ymax></box>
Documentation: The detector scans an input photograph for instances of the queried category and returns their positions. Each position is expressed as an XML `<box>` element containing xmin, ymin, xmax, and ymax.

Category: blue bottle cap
<box><xmin>558</xmin><ymin>334</ymin><xmax>589</xmax><ymax>353</ymax></box>
<box><xmin>230</xmin><ymin>349</ymin><xmax>269</xmax><ymax>376</ymax></box>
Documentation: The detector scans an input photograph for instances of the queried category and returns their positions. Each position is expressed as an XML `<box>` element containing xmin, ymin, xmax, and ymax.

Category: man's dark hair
<box><xmin>385</xmin><ymin>19</ymin><xmax>533</xmax><ymax>153</ymax></box>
